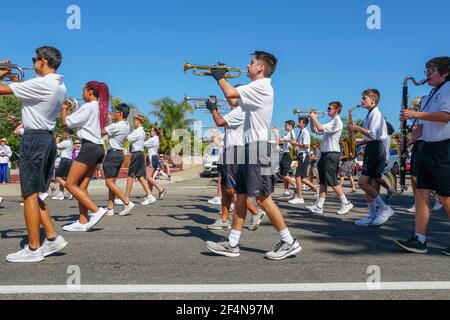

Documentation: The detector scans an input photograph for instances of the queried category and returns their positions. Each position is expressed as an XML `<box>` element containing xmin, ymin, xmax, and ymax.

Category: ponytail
<box><xmin>86</xmin><ymin>81</ymin><xmax>110</xmax><ymax>130</ymax></box>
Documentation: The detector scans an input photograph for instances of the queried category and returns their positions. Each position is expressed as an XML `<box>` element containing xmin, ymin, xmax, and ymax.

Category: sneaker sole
<box><xmin>441</xmin><ymin>250</ymin><xmax>450</xmax><ymax>256</ymax></box>
<box><xmin>6</xmin><ymin>256</ymin><xmax>45</xmax><ymax>263</ymax></box>
<box><xmin>266</xmin><ymin>246</ymin><xmax>303</xmax><ymax>261</ymax></box>
<box><xmin>43</xmin><ymin>240</ymin><xmax>69</xmax><ymax>257</ymax></box>
<box><xmin>394</xmin><ymin>240</ymin><xmax>427</xmax><ymax>254</ymax></box>
<box><xmin>87</xmin><ymin>210</ymin><xmax>108</xmax><ymax>230</ymax></box>
<box><xmin>206</xmin><ymin>245</ymin><xmax>240</xmax><ymax>258</ymax></box>
<box><xmin>207</xmin><ymin>226</ymin><xmax>232</xmax><ymax>230</ymax></box>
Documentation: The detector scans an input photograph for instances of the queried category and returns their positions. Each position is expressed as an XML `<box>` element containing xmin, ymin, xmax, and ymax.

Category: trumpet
<box><xmin>184</xmin><ymin>61</ymin><xmax>245</xmax><ymax>79</ymax></box>
<box><xmin>184</xmin><ymin>95</ymin><xmax>227</xmax><ymax>111</ymax></box>
<box><xmin>293</xmin><ymin>108</ymin><xmax>326</xmax><ymax>118</ymax></box>
<box><xmin>0</xmin><ymin>63</ymin><xmax>34</xmax><ymax>82</ymax></box>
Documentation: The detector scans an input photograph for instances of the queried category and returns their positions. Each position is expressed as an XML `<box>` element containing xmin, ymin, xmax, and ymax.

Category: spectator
<box><xmin>0</xmin><ymin>138</ymin><xmax>12</xmax><ymax>184</ymax></box>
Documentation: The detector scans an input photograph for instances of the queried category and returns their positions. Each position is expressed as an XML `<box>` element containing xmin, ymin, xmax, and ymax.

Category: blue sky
<box><xmin>2</xmin><ymin>0</ymin><xmax>449</xmax><ymax>134</ymax></box>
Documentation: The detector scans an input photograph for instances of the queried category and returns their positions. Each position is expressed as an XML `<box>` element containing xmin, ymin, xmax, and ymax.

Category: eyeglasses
<box><xmin>425</xmin><ymin>67</ymin><xmax>438</xmax><ymax>76</ymax></box>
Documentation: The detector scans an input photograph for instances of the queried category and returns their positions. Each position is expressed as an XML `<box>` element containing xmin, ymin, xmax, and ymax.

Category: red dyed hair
<box><xmin>86</xmin><ymin>81</ymin><xmax>110</xmax><ymax>129</ymax></box>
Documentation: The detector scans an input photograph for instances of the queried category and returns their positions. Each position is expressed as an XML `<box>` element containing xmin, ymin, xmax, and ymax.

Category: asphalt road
<box><xmin>0</xmin><ymin>176</ymin><xmax>449</xmax><ymax>300</ymax></box>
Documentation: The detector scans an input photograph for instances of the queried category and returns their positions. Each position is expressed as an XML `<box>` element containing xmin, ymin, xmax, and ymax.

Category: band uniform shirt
<box><xmin>236</xmin><ymin>78</ymin><xmax>274</xmax><ymax>144</ymax></box>
<box><xmin>362</xmin><ymin>107</ymin><xmax>388</xmax><ymax>142</ymax></box>
<box><xmin>144</xmin><ymin>136</ymin><xmax>160</xmax><ymax>157</ymax></box>
<box><xmin>296</xmin><ymin>128</ymin><xmax>311</xmax><ymax>154</ymax></box>
<box><xmin>421</xmin><ymin>81</ymin><xmax>450</xmax><ymax>142</ymax></box>
<box><xmin>105</xmin><ymin>120</ymin><xmax>130</xmax><ymax>151</ymax></box>
<box><xmin>9</xmin><ymin>73</ymin><xmax>66</xmax><ymax>131</ymax></box>
<box><xmin>57</xmin><ymin>140</ymin><xmax>73</xmax><ymax>159</ymax></box>
<box><xmin>66</xmin><ymin>101</ymin><xmax>103</xmax><ymax>144</ymax></box>
<box><xmin>281</xmin><ymin>130</ymin><xmax>296</xmax><ymax>153</ymax></box>
<box><xmin>0</xmin><ymin>145</ymin><xmax>12</xmax><ymax>164</ymax></box>
<box><xmin>127</xmin><ymin>127</ymin><xmax>146</xmax><ymax>152</ymax></box>
<box><xmin>319</xmin><ymin>115</ymin><xmax>343</xmax><ymax>153</ymax></box>
<box><xmin>223</xmin><ymin>106</ymin><xmax>245</xmax><ymax>148</ymax></box>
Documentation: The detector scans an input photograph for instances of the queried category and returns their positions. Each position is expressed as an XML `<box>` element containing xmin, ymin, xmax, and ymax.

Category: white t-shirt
<box><xmin>9</xmin><ymin>73</ymin><xmax>66</xmax><ymax>131</ymax></box>
<box><xmin>128</xmin><ymin>127</ymin><xmax>146</xmax><ymax>152</ymax></box>
<box><xmin>66</xmin><ymin>101</ymin><xmax>103</xmax><ymax>144</ymax></box>
<box><xmin>363</xmin><ymin>107</ymin><xmax>388</xmax><ymax>142</ymax></box>
<box><xmin>144</xmin><ymin>136</ymin><xmax>160</xmax><ymax>157</ymax></box>
<box><xmin>105</xmin><ymin>120</ymin><xmax>130</xmax><ymax>151</ymax></box>
<box><xmin>296</xmin><ymin>128</ymin><xmax>311</xmax><ymax>154</ymax></box>
<box><xmin>236</xmin><ymin>78</ymin><xmax>274</xmax><ymax>144</ymax></box>
<box><xmin>0</xmin><ymin>145</ymin><xmax>12</xmax><ymax>164</ymax></box>
<box><xmin>421</xmin><ymin>81</ymin><xmax>450</xmax><ymax>142</ymax></box>
<box><xmin>57</xmin><ymin>140</ymin><xmax>73</xmax><ymax>159</ymax></box>
<box><xmin>281</xmin><ymin>131</ymin><xmax>296</xmax><ymax>153</ymax></box>
<box><xmin>319</xmin><ymin>115</ymin><xmax>343</xmax><ymax>153</ymax></box>
<box><xmin>223</xmin><ymin>106</ymin><xmax>245</xmax><ymax>148</ymax></box>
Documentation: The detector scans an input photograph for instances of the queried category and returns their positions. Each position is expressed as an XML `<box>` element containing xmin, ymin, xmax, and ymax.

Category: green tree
<box><xmin>0</xmin><ymin>95</ymin><xmax>22</xmax><ymax>168</ymax></box>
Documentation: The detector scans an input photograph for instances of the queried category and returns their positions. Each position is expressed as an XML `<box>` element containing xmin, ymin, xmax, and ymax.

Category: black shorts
<box><xmin>416</xmin><ymin>139</ymin><xmax>450</xmax><ymax>197</ymax></box>
<box><xmin>128</xmin><ymin>151</ymin><xmax>146</xmax><ymax>178</ymax></box>
<box><xmin>279</xmin><ymin>152</ymin><xmax>292</xmax><ymax>177</ymax></box>
<box><xmin>76</xmin><ymin>140</ymin><xmax>105</xmax><ymax>166</ymax></box>
<box><xmin>19</xmin><ymin>130</ymin><xmax>57</xmax><ymax>197</ymax></box>
<box><xmin>317</xmin><ymin>152</ymin><xmax>340</xmax><ymax>187</ymax></box>
<box><xmin>295</xmin><ymin>153</ymin><xmax>310</xmax><ymax>178</ymax></box>
<box><xmin>361</xmin><ymin>141</ymin><xmax>386</xmax><ymax>179</ymax></box>
<box><xmin>103</xmin><ymin>150</ymin><xmax>124</xmax><ymax>179</ymax></box>
<box><xmin>147</xmin><ymin>155</ymin><xmax>159</xmax><ymax>169</ymax></box>
<box><xmin>410</xmin><ymin>140</ymin><xmax>425</xmax><ymax>177</ymax></box>
<box><xmin>220</xmin><ymin>163</ymin><xmax>239</xmax><ymax>190</ymax></box>
<box><xmin>235</xmin><ymin>142</ymin><xmax>275</xmax><ymax>197</ymax></box>
<box><xmin>55</xmin><ymin>158</ymin><xmax>73</xmax><ymax>178</ymax></box>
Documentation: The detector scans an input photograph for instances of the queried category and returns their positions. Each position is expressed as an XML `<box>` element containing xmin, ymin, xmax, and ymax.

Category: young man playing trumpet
<box><xmin>205</xmin><ymin>51</ymin><xmax>302</xmax><ymax>260</ymax></box>
<box><xmin>307</xmin><ymin>103</ymin><xmax>353</xmax><ymax>215</ymax></box>
<box><xmin>0</xmin><ymin>47</ymin><xmax>68</xmax><ymax>262</ymax></box>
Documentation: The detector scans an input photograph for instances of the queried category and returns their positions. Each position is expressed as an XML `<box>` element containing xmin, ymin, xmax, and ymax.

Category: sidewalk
<box><xmin>0</xmin><ymin>165</ymin><xmax>203</xmax><ymax>197</ymax></box>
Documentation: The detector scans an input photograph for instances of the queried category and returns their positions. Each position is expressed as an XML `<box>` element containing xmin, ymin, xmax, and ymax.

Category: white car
<box><xmin>202</xmin><ymin>148</ymin><xmax>220</xmax><ymax>177</ymax></box>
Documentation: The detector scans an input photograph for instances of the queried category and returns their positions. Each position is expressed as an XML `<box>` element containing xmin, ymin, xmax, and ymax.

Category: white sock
<box><xmin>368</xmin><ymin>202</ymin><xmax>377</xmax><ymax>215</ymax></box>
<box><xmin>228</xmin><ymin>230</ymin><xmax>241</xmax><ymax>247</ymax></box>
<box><xmin>415</xmin><ymin>233</ymin><xmax>427</xmax><ymax>244</ymax></box>
<box><xmin>339</xmin><ymin>195</ymin><xmax>349</xmax><ymax>205</ymax></box>
<box><xmin>317</xmin><ymin>197</ymin><xmax>325</xmax><ymax>209</ymax></box>
<box><xmin>374</xmin><ymin>196</ymin><xmax>387</xmax><ymax>211</ymax></box>
<box><xmin>280</xmin><ymin>228</ymin><xmax>294</xmax><ymax>245</ymax></box>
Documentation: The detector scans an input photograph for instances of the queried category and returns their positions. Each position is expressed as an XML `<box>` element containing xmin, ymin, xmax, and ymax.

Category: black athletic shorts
<box><xmin>76</xmin><ymin>140</ymin><xmax>105</xmax><ymax>166</ymax></box>
<box><xmin>416</xmin><ymin>139</ymin><xmax>450</xmax><ymax>197</ymax></box>
<box><xmin>410</xmin><ymin>140</ymin><xmax>425</xmax><ymax>177</ymax></box>
<box><xmin>19</xmin><ymin>130</ymin><xmax>57</xmax><ymax>197</ymax></box>
<box><xmin>317</xmin><ymin>152</ymin><xmax>340</xmax><ymax>187</ymax></box>
<box><xmin>220</xmin><ymin>147</ymin><xmax>243</xmax><ymax>190</ymax></box>
<box><xmin>103</xmin><ymin>149</ymin><xmax>124</xmax><ymax>179</ymax></box>
<box><xmin>279</xmin><ymin>152</ymin><xmax>292</xmax><ymax>177</ymax></box>
<box><xmin>295</xmin><ymin>153</ymin><xmax>310</xmax><ymax>178</ymax></box>
<box><xmin>147</xmin><ymin>155</ymin><xmax>159</xmax><ymax>169</ymax></box>
<box><xmin>55</xmin><ymin>158</ymin><xmax>73</xmax><ymax>178</ymax></box>
<box><xmin>361</xmin><ymin>141</ymin><xmax>386</xmax><ymax>178</ymax></box>
<box><xmin>128</xmin><ymin>151</ymin><xmax>146</xmax><ymax>178</ymax></box>
<box><xmin>235</xmin><ymin>142</ymin><xmax>275</xmax><ymax>197</ymax></box>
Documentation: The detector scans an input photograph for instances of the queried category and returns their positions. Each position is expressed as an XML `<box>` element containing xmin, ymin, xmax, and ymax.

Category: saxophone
<box><xmin>341</xmin><ymin>105</ymin><xmax>361</xmax><ymax>161</ymax></box>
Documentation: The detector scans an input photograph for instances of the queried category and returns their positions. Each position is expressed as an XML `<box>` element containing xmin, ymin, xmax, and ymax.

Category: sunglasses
<box><xmin>328</xmin><ymin>107</ymin><xmax>336</xmax><ymax>111</ymax></box>
<box><xmin>32</xmin><ymin>57</ymin><xmax>43</xmax><ymax>64</ymax></box>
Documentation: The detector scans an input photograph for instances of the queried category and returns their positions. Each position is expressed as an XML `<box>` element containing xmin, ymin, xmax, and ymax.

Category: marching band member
<box><xmin>307</xmin><ymin>102</ymin><xmax>354</xmax><ymax>215</ymax></box>
<box><xmin>61</xmin><ymin>81</ymin><xmax>109</xmax><ymax>232</ymax></box>
<box><xmin>396</xmin><ymin>56</ymin><xmax>450</xmax><ymax>255</ymax></box>
<box><xmin>52</xmin><ymin>130</ymin><xmax>73</xmax><ymax>200</ymax></box>
<box><xmin>205</xmin><ymin>51</ymin><xmax>302</xmax><ymax>260</ymax></box>
<box><xmin>276</xmin><ymin>120</ymin><xmax>296</xmax><ymax>197</ymax></box>
<box><xmin>0</xmin><ymin>47</ymin><xmax>68</xmax><ymax>262</ymax></box>
<box><xmin>144</xmin><ymin>127</ymin><xmax>167</xmax><ymax>200</ymax></box>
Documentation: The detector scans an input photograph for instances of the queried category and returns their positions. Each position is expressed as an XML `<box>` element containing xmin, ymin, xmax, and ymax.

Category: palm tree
<box><xmin>149</xmin><ymin>97</ymin><xmax>195</xmax><ymax>157</ymax></box>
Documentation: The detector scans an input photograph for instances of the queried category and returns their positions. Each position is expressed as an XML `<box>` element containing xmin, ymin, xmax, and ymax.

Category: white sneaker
<box><xmin>289</xmin><ymin>197</ymin><xmax>305</xmax><ymax>205</ymax></box>
<box><xmin>114</xmin><ymin>198</ymin><xmax>124</xmax><ymax>205</ymax></box>
<box><xmin>119</xmin><ymin>201</ymin><xmax>135</xmax><ymax>216</ymax></box>
<box><xmin>432</xmin><ymin>202</ymin><xmax>443</xmax><ymax>212</ymax></box>
<box><xmin>86</xmin><ymin>208</ymin><xmax>108</xmax><ymax>229</ymax></box>
<box><xmin>6</xmin><ymin>245</ymin><xmax>44</xmax><ymax>263</ymax></box>
<box><xmin>406</xmin><ymin>205</ymin><xmax>416</xmax><ymax>213</ymax></box>
<box><xmin>0</xmin><ymin>197</ymin><xmax>3</xmax><ymax>206</ymax></box>
<box><xmin>337</xmin><ymin>202</ymin><xmax>353</xmax><ymax>215</ymax></box>
<box><xmin>265</xmin><ymin>240</ymin><xmax>302</xmax><ymax>261</ymax></box>
<box><xmin>305</xmin><ymin>204</ymin><xmax>323</xmax><ymax>214</ymax></box>
<box><xmin>141</xmin><ymin>195</ymin><xmax>157</xmax><ymax>206</ymax></box>
<box><xmin>63</xmin><ymin>221</ymin><xmax>89</xmax><ymax>232</ymax></box>
<box><xmin>208</xmin><ymin>196</ymin><xmax>222</xmax><ymax>205</ymax></box>
<box><xmin>105</xmin><ymin>209</ymin><xmax>115</xmax><ymax>216</ymax></box>
<box><xmin>355</xmin><ymin>211</ymin><xmax>378</xmax><ymax>226</ymax></box>
<box><xmin>39</xmin><ymin>193</ymin><xmax>49</xmax><ymax>202</ymax></box>
<box><xmin>371</xmin><ymin>206</ymin><xmax>395</xmax><ymax>226</ymax></box>
<box><xmin>52</xmin><ymin>192</ymin><xmax>65</xmax><ymax>201</ymax></box>
<box><xmin>68</xmin><ymin>193</ymin><xmax>74</xmax><ymax>200</ymax></box>
<box><xmin>283</xmin><ymin>191</ymin><xmax>290</xmax><ymax>198</ymax></box>
<box><xmin>41</xmin><ymin>236</ymin><xmax>68</xmax><ymax>257</ymax></box>
<box><xmin>249</xmin><ymin>210</ymin><xmax>266</xmax><ymax>231</ymax></box>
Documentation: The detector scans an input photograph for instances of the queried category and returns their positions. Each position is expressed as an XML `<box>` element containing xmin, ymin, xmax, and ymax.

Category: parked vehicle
<box><xmin>202</xmin><ymin>147</ymin><xmax>220</xmax><ymax>177</ymax></box>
